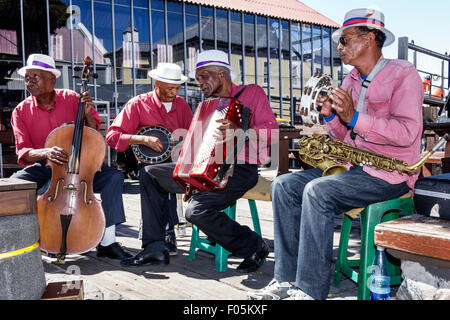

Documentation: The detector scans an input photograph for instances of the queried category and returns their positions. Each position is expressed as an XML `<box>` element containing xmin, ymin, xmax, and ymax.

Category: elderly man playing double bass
<box><xmin>10</xmin><ymin>54</ymin><xmax>132</xmax><ymax>260</ymax></box>
<box><xmin>248</xmin><ymin>8</ymin><xmax>424</xmax><ymax>300</ymax></box>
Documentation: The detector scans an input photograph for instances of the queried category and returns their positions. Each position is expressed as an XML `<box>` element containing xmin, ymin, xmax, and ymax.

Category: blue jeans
<box><xmin>270</xmin><ymin>166</ymin><xmax>409</xmax><ymax>300</ymax></box>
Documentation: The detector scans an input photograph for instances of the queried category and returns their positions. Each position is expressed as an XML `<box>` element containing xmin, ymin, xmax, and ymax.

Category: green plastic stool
<box><xmin>188</xmin><ymin>199</ymin><xmax>262</xmax><ymax>272</ymax></box>
<box><xmin>332</xmin><ymin>194</ymin><xmax>415</xmax><ymax>300</ymax></box>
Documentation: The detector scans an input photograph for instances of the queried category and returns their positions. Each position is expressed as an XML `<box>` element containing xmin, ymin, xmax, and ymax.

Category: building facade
<box><xmin>0</xmin><ymin>0</ymin><xmax>342</xmax><ymax>175</ymax></box>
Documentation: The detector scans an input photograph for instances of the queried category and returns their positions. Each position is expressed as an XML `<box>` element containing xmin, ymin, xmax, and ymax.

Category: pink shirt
<box><xmin>106</xmin><ymin>91</ymin><xmax>193</xmax><ymax>152</ymax></box>
<box><xmin>326</xmin><ymin>59</ymin><xmax>424</xmax><ymax>190</ymax></box>
<box><xmin>11</xmin><ymin>89</ymin><xmax>101</xmax><ymax>166</ymax></box>
<box><xmin>230</xmin><ymin>83</ymin><xmax>279</xmax><ymax>165</ymax></box>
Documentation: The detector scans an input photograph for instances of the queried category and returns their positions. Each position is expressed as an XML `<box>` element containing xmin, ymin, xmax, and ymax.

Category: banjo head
<box><xmin>131</xmin><ymin>125</ymin><xmax>173</xmax><ymax>165</ymax></box>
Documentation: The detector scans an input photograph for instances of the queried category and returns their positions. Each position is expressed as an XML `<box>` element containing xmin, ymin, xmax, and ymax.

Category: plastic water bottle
<box><xmin>369</xmin><ymin>246</ymin><xmax>391</xmax><ymax>300</ymax></box>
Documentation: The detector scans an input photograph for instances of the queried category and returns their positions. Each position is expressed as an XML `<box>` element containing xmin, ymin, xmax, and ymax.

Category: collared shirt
<box><xmin>326</xmin><ymin>58</ymin><xmax>424</xmax><ymax>190</ymax></box>
<box><xmin>11</xmin><ymin>89</ymin><xmax>101</xmax><ymax>166</ymax></box>
<box><xmin>106</xmin><ymin>91</ymin><xmax>193</xmax><ymax>152</ymax></box>
<box><xmin>230</xmin><ymin>83</ymin><xmax>279</xmax><ymax>165</ymax></box>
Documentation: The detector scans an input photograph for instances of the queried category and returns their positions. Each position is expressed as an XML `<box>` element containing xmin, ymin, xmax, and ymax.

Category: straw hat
<box><xmin>188</xmin><ymin>49</ymin><xmax>237</xmax><ymax>80</ymax></box>
<box><xmin>148</xmin><ymin>63</ymin><xmax>187</xmax><ymax>84</ymax></box>
<box><xmin>18</xmin><ymin>54</ymin><xmax>61</xmax><ymax>78</ymax></box>
<box><xmin>332</xmin><ymin>8</ymin><xmax>395</xmax><ymax>47</ymax></box>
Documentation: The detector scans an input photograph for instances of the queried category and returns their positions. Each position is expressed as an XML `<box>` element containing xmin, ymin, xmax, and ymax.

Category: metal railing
<box><xmin>398</xmin><ymin>37</ymin><xmax>449</xmax><ymax>111</ymax></box>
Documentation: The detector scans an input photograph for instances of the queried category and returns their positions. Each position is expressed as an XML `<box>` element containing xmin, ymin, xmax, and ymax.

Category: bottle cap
<box><xmin>376</xmin><ymin>246</ymin><xmax>385</xmax><ymax>251</ymax></box>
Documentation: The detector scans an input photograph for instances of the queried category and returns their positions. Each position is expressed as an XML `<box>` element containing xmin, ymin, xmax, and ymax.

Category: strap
<box><xmin>233</xmin><ymin>86</ymin><xmax>246</xmax><ymax>99</ymax></box>
<box><xmin>356</xmin><ymin>58</ymin><xmax>390</xmax><ymax>112</ymax></box>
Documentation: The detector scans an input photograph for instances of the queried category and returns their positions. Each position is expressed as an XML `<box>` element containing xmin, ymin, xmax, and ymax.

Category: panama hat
<box><xmin>188</xmin><ymin>49</ymin><xmax>237</xmax><ymax>80</ymax></box>
<box><xmin>18</xmin><ymin>54</ymin><xmax>61</xmax><ymax>78</ymax></box>
<box><xmin>332</xmin><ymin>8</ymin><xmax>395</xmax><ymax>47</ymax></box>
<box><xmin>148</xmin><ymin>63</ymin><xmax>187</xmax><ymax>84</ymax></box>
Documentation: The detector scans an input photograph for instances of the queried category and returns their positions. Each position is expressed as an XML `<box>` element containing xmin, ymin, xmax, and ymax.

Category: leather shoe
<box><xmin>97</xmin><ymin>242</ymin><xmax>133</xmax><ymax>260</ymax></box>
<box><xmin>120</xmin><ymin>247</ymin><xmax>169</xmax><ymax>267</ymax></box>
<box><xmin>236</xmin><ymin>240</ymin><xmax>269</xmax><ymax>273</ymax></box>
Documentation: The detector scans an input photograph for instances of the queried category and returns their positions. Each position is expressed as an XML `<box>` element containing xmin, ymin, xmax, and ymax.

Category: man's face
<box><xmin>24</xmin><ymin>69</ymin><xmax>55</xmax><ymax>97</ymax></box>
<box><xmin>195</xmin><ymin>66</ymin><xmax>223</xmax><ymax>98</ymax></box>
<box><xmin>155</xmin><ymin>80</ymin><xmax>180</xmax><ymax>102</ymax></box>
<box><xmin>337</xmin><ymin>27</ymin><xmax>368</xmax><ymax>66</ymax></box>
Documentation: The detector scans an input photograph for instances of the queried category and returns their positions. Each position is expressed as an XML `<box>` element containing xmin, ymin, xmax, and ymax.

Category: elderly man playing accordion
<box><xmin>248</xmin><ymin>8</ymin><xmax>424</xmax><ymax>300</ymax></box>
<box><xmin>116</xmin><ymin>50</ymin><xmax>278</xmax><ymax>271</ymax></box>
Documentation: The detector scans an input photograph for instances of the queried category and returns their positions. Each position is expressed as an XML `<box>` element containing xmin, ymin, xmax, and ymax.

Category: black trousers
<box><xmin>139</xmin><ymin>162</ymin><xmax>260</xmax><ymax>258</ymax></box>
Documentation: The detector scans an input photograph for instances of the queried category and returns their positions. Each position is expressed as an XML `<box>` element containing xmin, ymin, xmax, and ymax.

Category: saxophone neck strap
<box><xmin>356</xmin><ymin>58</ymin><xmax>390</xmax><ymax>113</ymax></box>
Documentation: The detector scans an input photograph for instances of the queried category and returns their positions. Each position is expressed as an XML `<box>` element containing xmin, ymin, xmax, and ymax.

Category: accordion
<box><xmin>173</xmin><ymin>97</ymin><xmax>250</xmax><ymax>192</ymax></box>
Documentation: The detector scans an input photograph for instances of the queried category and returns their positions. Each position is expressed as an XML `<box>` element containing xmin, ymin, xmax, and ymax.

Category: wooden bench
<box><xmin>374</xmin><ymin>214</ymin><xmax>450</xmax><ymax>268</ymax></box>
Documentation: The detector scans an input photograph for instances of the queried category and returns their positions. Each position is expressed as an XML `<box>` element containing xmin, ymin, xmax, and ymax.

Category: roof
<box><xmin>183</xmin><ymin>0</ymin><xmax>341</xmax><ymax>28</ymax></box>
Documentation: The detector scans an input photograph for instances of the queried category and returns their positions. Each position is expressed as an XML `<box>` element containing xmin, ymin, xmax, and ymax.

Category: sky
<box><xmin>300</xmin><ymin>0</ymin><xmax>450</xmax><ymax>78</ymax></box>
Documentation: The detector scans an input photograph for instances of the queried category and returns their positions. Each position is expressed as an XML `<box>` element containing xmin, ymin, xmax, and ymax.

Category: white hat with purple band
<box><xmin>332</xmin><ymin>8</ymin><xmax>395</xmax><ymax>47</ymax></box>
<box><xmin>148</xmin><ymin>62</ymin><xmax>187</xmax><ymax>84</ymax></box>
<box><xmin>189</xmin><ymin>49</ymin><xmax>237</xmax><ymax>80</ymax></box>
<box><xmin>18</xmin><ymin>54</ymin><xmax>61</xmax><ymax>78</ymax></box>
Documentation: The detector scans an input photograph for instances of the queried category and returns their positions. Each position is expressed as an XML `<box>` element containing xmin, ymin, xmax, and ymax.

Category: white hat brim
<box><xmin>148</xmin><ymin>69</ymin><xmax>187</xmax><ymax>84</ymax></box>
<box><xmin>188</xmin><ymin>63</ymin><xmax>237</xmax><ymax>81</ymax></box>
<box><xmin>332</xmin><ymin>24</ymin><xmax>395</xmax><ymax>47</ymax></box>
<box><xmin>18</xmin><ymin>65</ymin><xmax>61</xmax><ymax>78</ymax></box>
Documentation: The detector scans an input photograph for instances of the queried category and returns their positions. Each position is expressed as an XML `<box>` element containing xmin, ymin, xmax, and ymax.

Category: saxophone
<box><xmin>297</xmin><ymin>134</ymin><xmax>449</xmax><ymax>176</ymax></box>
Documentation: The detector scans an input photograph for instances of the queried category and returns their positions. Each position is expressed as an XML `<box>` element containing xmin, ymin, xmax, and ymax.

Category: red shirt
<box><xmin>11</xmin><ymin>89</ymin><xmax>101</xmax><ymax>166</ymax></box>
<box><xmin>106</xmin><ymin>91</ymin><xmax>193</xmax><ymax>152</ymax></box>
<box><xmin>230</xmin><ymin>83</ymin><xmax>279</xmax><ymax>165</ymax></box>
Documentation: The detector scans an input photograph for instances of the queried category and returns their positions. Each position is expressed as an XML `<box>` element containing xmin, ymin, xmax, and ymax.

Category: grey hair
<box><xmin>214</xmin><ymin>65</ymin><xmax>232</xmax><ymax>82</ymax></box>
<box><xmin>355</xmin><ymin>26</ymin><xmax>386</xmax><ymax>49</ymax></box>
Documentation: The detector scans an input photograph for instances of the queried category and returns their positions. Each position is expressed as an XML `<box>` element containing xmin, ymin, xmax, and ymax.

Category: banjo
<box><xmin>131</xmin><ymin>125</ymin><xmax>180</xmax><ymax>165</ymax></box>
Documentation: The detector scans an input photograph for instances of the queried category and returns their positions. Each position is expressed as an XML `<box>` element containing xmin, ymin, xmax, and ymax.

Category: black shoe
<box><xmin>96</xmin><ymin>242</ymin><xmax>133</xmax><ymax>260</ymax></box>
<box><xmin>236</xmin><ymin>240</ymin><xmax>269</xmax><ymax>273</ymax></box>
<box><xmin>165</xmin><ymin>231</ymin><xmax>178</xmax><ymax>256</ymax></box>
<box><xmin>120</xmin><ymin>247</ymin><xmax>169</xmax><ymax>267</ymax></box>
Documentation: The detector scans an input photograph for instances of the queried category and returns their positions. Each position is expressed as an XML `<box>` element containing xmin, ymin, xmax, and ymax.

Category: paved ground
<box><xmin>42</xmin><ymin>168</ymin><xmax>393</xmax><ymax>301</ymax></box>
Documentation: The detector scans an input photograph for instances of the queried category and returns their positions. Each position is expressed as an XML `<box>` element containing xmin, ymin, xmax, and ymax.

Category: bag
<box><xmin>414</xmin><ymin>173</ymin><xmax>450</xmax><ymax>220</ymax></box>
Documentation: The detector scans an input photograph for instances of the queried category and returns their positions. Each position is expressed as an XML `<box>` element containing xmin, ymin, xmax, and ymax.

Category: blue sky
<box><xmin>300</xmin><ymin>0</ymin><xmax>449</xmax><ymax>76</ymax></box>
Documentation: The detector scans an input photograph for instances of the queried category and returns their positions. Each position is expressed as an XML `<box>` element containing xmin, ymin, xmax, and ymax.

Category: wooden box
<box><xmin>41</xmin><ymin>281</ymin><xmax>84</xmax><ymax>300</ymax></box>
<box><xmin>374</xmin><ymin>214</ymin><xmax>450</xmax><ymax>268</ymax></box>
<box><xmin>0</xmin><ymin>178</ymin><xmax>36</xmax><ymax>216</ymax></box>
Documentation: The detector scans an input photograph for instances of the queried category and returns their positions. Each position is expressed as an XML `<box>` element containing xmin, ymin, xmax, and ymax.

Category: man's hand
<box><xmin>78</xmin><ymin>91</ymin><xmax>97</xmax><ymax>129</ymax></box>
<box><xmin>79</xmin><ymin>91</ymin><xmax>94</xmax><ymax>117</ymax></box>
<box><xmin>317</xmin><ymin>93</ymin><xmax>334</xmax><ymax>117</ymax></box>
<box><xmin>143</xmin><ymin>136</ymin><xmax>164</xmax><ymax>153</ymax></box>
<box><xmin>45</xmin><ymin>146</ymin><xmax>69</xmax><ymax>165</ymax></box>
<box><xmin>214</xmin><ymin>119</ymin><xmax>239</xmax><ymax>142</ymax></box>
<box><xmin>328</xmin><ymin>87</ymin><xmax>355</xmax><ymax>124</ymax></box>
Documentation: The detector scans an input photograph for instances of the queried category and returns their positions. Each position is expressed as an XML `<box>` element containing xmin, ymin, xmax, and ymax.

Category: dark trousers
<box><xmin>139</xmin><ymin>162</ymin><xmax>260</xmax><ymax>258</ymax></box>
<box><xmin>11</xmin><ymin>162</ymin><xmax>126</xmax><ymax>227</ymax></box>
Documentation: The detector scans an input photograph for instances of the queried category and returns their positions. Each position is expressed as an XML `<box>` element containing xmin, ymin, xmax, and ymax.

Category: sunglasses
<box><xmin>338</xmin><ymin>36</ymin><xmax>348</xmax><ymax>46</ymax></box>
<box><xmin>339</xmin><ymin>32</ymin><xmax>369</xmax><ymax>47</ymax></box>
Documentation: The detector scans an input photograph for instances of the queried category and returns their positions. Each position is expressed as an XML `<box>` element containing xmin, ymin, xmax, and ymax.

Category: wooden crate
<box><xmin>0</xmin><ymin>178</ymin><xmax>36</xmax><ymax>216</ymax></box>
<box><xmin>41</xmin><ymin>281</ymin><xmax>84</xmax><ymax>300</ymax></box>
<box><xmin>374</xmin><ymin>214</ymin><xmax>450</xmax><ymax>267</ymax></box>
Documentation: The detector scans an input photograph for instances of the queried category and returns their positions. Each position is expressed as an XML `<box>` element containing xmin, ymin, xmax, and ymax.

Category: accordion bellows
<box><xmin>173</xmin><ymin>97</ymin><xmax>250</xmax><ymax>192</ymax></box>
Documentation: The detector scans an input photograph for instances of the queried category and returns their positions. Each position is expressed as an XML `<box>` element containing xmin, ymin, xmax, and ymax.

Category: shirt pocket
<box><xmin>366</xmin><ymin>83</ymin><xmax>392</xmax><ymax>118</ymax></box>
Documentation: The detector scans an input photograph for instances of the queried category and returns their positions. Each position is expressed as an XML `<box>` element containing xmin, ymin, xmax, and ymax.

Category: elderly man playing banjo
<box><xmin>106</xmin><ymin>63</ymin><xmax>192</xmax><ymax>263</ymax></box>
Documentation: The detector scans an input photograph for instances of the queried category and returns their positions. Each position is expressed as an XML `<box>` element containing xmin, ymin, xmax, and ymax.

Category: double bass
<box><xmin>37</xmin><ymin>57</ymin><xmax>106</xmax><ymax>262</ymax></box>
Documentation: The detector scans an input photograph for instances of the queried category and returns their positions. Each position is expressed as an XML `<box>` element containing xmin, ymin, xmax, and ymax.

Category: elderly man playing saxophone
<box><xmin>248</xmin><ymin>8</ymin><xmax>424</xmax><ymax>300</ymax></box>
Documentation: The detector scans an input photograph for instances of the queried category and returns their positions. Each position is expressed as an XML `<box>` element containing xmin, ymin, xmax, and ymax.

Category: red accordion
<box><xmin>173</xmin><ymin>97</ymin><xmax>250</xmax><ymax>192</ymax></box>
